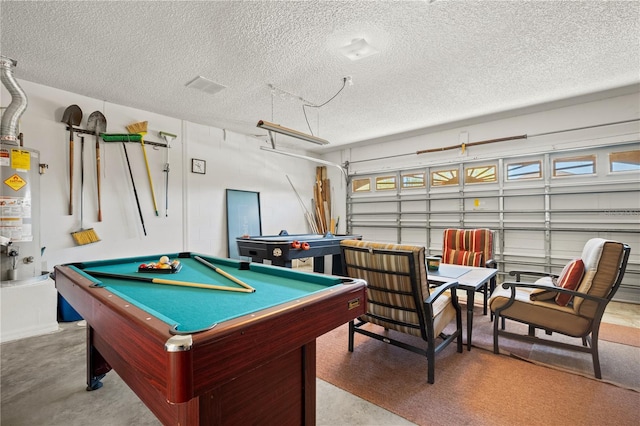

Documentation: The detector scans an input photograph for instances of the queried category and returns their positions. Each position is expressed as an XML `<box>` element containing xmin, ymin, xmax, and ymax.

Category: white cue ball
<box><xmin>159</xmin><ymin>255</ymin><xmax>170</xmax><ymax>264</ymax></box>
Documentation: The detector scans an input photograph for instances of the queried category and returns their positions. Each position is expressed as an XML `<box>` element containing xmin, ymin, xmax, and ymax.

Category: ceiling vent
<box><xmin>339</xmin><ymin>38</ymin><xmax>378</xmax><ymax>61</ymax></box>
<box><xmin>185</xmin><ymin>76</ymin><xmax>226</xmax><ymax>95</ymax></box>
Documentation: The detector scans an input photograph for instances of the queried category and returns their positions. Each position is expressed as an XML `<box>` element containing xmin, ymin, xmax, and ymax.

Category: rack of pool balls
<box><xmin>138</xmin><ymin>256</ymin><xmax>182</xmax><ymax>273</ymax></box>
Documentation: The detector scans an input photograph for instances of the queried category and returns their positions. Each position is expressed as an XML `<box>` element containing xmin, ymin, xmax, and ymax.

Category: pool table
<box><xmin>54</xmin><ymin>252</ymin><xmax>366</xmax><ymax>426</ymax></box>
<box><xmin>236</xmin><ymin>230</ymin><xmax>361</xmax><ymax>274</ymax></box>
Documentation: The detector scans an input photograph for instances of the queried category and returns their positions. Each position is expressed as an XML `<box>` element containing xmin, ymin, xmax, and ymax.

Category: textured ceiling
<box><xmin>1</xmin><ymin>1</ymin><xmax>639</xmax><ymax>152</ymax></box>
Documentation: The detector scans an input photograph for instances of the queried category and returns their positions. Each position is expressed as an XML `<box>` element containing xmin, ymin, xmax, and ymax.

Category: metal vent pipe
<box><xmin>0</xmin><ymin>56</ymin><xmax>28</xmax><ymax>145</ymax></box>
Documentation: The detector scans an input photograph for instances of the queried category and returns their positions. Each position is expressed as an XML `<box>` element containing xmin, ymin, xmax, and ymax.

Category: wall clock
<box><xmin>191</xmin><ymin>158</ymin><xmax>206</xmax><ymax>174</ymax></box>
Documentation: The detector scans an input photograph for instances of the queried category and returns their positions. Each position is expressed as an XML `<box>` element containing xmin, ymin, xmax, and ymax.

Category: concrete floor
<box><xmin>0</xmin><ymin>320</ymin><xmax>414</xmax><ymax>426</ymax></box>
<box><xmin>602</xmin><ymin>301</ymin><xmax>640</xmax><ymax>328</ymax></box>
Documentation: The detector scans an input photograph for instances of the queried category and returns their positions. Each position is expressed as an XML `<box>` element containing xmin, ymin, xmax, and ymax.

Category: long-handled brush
<box><xmin>126</xmin><ymin>121</ymin><xmax>159</xmax><ymax>216</ymax></box>
<box><xmin>71</xmin><ymin>136</ymin><xmax>100</xmax><ymax>245</ymax></box>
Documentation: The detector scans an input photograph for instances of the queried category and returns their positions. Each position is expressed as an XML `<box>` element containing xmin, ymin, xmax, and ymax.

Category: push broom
<box><xmin>99</xmin><ymin>133</ymin><xmax>147</xmax><ymax>235</ymax></box>
<box><xmin>126</xmin><ymin>121</ymin><xmax>159</xmax><ymax>216</ymax></box>
<box><xmin>71</xmin><ymin>136</ymin><xmax>100</xmax><ymax>245</ymax></box>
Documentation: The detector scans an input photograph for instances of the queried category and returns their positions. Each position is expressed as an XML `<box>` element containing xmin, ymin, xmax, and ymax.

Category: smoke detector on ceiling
<box><xmin>185</xmin><ymin>76</ymin><xmax>226</xmax><ymax>95</ymax></box>
<box><xmin>339</xmin><ymin>38</ymin><xmax>379</xmax><ymax>61</ymax></box>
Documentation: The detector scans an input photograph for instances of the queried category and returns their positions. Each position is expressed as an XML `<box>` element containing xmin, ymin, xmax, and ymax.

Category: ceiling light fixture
<box><xmin>339</xmin><ymin>38</ymin><xmax>379</xmax><ymax>61</ymax></box>
<box><xmin>256</xmin><ymin>120</ymin><xmax>329</xmax><ymax>145</ymax></box>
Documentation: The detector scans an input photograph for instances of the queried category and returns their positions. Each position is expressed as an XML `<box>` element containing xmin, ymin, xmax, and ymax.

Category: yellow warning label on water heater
<box><xmin>4</xmin><ymin>174</ymin><xmax>27</xmax><ymax>191</ymax></box>
<box><xmin>11</xmin><ymin>149</ymin><xmax>31</xmax><ymax>171</ymax></box>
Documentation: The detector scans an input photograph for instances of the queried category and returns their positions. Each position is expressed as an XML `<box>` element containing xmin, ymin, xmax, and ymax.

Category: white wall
<box><xmin>184</xmin><ymin>121</ymin><xmax>318</xmax><ymax>255</ymax></box>
<box><xmin>3</xmin><ymin>80</ymin><xmax>317</xmax><ymax>271</ymax></box>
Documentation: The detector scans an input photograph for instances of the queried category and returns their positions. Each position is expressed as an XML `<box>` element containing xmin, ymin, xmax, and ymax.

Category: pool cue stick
<box><xmin>194</xmin><ymin>256</ymin><xmax>255</xmax><ymax>292</ymax></box>
<box><xmin>85</xmin><ymin>271</ymin><xmax>254</xmax><ymax>293</ymax></box>
<box><xmin>122</xmin><ymin>142</ymin><xmax>147</xmax><ymax>236</ymax></box>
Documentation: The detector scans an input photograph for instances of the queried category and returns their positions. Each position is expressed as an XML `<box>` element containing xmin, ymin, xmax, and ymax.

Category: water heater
<box><xmin>0</xmin><ymin>55</ymin><xmax>45</xmax><ymax>283</ymax></box>
<box><xmin>0</xmin><ymin>144</ymin><xmax>43</xmax><ymax>282</ymax></box>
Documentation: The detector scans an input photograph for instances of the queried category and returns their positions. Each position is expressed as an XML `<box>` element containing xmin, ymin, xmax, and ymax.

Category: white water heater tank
<box><xmin>0</xmin><ymin>143</ymin><xmax>44</xmax><ymax>282</ymax></box>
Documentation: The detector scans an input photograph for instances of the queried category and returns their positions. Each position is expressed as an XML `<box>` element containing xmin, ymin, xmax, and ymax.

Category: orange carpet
<box><xmin>600</xmin><ymin>322</ymin><xmax>640</xmax><ymax>347</ymax></box>
<box><xmin>317</xmin><ymin>315</ymin><xmax>640</xmax><ymax>426</ymax></box>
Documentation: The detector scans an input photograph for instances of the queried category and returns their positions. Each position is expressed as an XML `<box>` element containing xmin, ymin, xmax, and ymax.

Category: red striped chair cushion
<box><xmin>443</xmin><ymin>249</ymin><xmax>483</xmax><ymax>267</ymax></box>
<box><xmin>555</xmin><ymin>259</ymin><xmax>585</xmax><ymax>306</ymax></box>
<box><xmin>442</xmin><ymin>229</ymin><xmax>493</xmax><ymax>266</ymax></box>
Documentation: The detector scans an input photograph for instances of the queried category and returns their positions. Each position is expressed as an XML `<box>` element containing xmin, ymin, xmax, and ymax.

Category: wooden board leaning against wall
<box><xmin>314</xmin><ymin>166</ymin><xmax>336</xmax><ymax>235</ymax></box>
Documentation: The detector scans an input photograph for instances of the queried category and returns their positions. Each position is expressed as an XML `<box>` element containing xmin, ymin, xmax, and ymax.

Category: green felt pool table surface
<box><xmin>55</xmin><ymin>251</ymin><xmax>366</xmax><ymax>425</ymax></box>
<box><xmin>71</xmin><ymin>253</ymin><xmax>344</xmax><ymax>333</ymax></box>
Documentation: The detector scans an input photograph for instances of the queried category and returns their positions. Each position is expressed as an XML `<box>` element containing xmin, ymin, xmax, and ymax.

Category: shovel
<box><xmin>61</xmin><ymin>104</ymin><xmax>83</xmax><ymax>215</ymax></box>
<box><xmin>87</xmin><ymin>111</ymin><xmax>107</xmax><ymax>221</ymax></box>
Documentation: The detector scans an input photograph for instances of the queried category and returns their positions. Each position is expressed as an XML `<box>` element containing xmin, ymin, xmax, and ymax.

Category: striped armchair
<box><xmin>340</xmin><ymin>240</ymin><xmax>462</xmax><ymax>384</ymax></box>
<box><xmin>442</xmin><ymin>228</ymin><xmax>497</xmax><ymax>315</ymax></box>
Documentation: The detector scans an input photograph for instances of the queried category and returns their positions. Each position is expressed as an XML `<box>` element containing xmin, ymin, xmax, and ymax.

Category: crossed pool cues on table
<box><xmin>85</xmin><ymin>256</ymin><xmax>255</xmax><ymax>293</ymax></box>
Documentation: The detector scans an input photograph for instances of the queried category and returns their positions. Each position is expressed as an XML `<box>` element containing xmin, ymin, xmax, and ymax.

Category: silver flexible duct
<box><xmin>1</xmin><ymin>56</ymin><xmax>28</xmax><ymax>145</ymax></box>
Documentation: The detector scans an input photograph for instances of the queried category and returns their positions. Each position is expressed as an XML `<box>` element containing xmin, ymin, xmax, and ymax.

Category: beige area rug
<box><xmin>316</xmin><ymin>310</ymin><xmax>640</xmax><ymax>426</ymax></box>
<box><xmin>453</xmin><ymin>307</ymin><xmax>640</xmax><ymax>391</ymax></box>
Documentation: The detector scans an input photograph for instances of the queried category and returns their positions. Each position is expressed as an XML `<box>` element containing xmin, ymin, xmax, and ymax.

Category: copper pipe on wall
<box><xmin>416</xmin><ymin>119</ymin><xmax>639</xmax><ymax>156</ymax></box>
<box><xmin>416</xmin><ymin>135</ymin><xmax>528</xmax><ymax>155</ymax></box>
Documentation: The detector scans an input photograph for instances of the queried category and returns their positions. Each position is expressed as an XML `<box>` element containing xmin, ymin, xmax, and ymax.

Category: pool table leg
<box><xmin>313</xmin><ymin>256</ymin><xmax>325</xmax><ymax>273</ymax></box>
<box><xmin>313</xmin><ymin>255</ymin><xmax>344</xmax><ymax>275</ymax></box>
<box><xmin>331</xmin><ymin>254</ymin><xmax>344</xmax><ymax>275</ymax></box>
<box><xmin>86</xmin><ymin>325</ymin><xmax>111</xmax><ymax>391</ymax></box>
